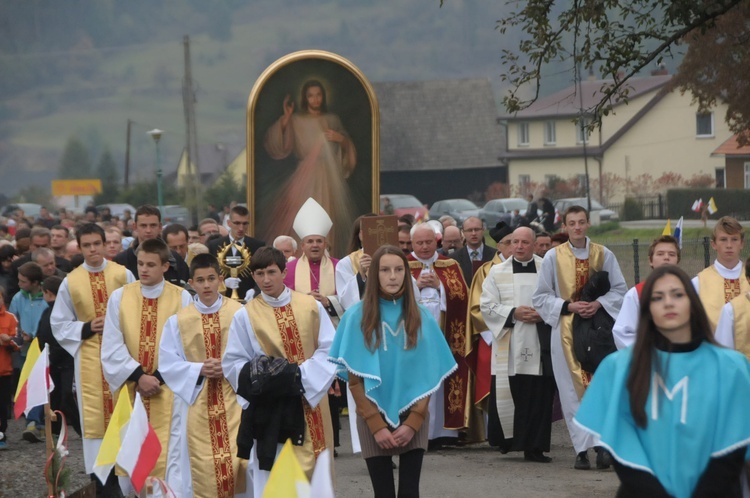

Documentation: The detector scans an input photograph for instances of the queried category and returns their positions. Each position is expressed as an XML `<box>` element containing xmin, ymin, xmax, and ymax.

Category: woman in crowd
<box><xmin>329</xmin><ymin>245</ymin><xmax>456</xmax><ymax>497</ymax></box>
<box><xmin>575</xmin><ymin>265</ymin><xmax>750</xmax><ymax>497</ymax></box>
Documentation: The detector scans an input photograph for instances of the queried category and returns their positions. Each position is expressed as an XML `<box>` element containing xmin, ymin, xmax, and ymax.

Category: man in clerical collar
<box><xmin>406</xmin><ymin>223</ymin><xmax>473</xmax><ymax>446</ymax></box>
<box><xmin>223</xmin><ymin>247</ymin><xmax>336</xmax><ymax>496</ymax></box>
<box><xmin>51</xmin><ymin>223</ymin><xmax>135</xmax><ymax>494</ymax></box>
<box><xmin>207</xmin><ymin>205</ymin><xmax>265</xmax><ymax>300</ymax></box>
<box><xmin>159</xmin><ymin>254</ymin><xmax>247</xmax><ymax>497</ymax></box>
<box><xmin>532</xmin><ymin>205</ymin><xmax>627</xmax><ymax>470</ymax></box>
<box><xmin>101</xmin><ymin>238</ymin><xmax>192</xmax><ymax>484</ymax></box>
<box><xmin>692</xmin><ymin>216</ymin><xmax>748</xmax><ymax>332</ymax></box>
<box><xmin>613</xmin><ymin>235</ymin><xmax>680</xmax><ymax>350</ymax></box>
<box><xmin>283</xmin><ymin>198</ymin><xmax>343</xmax><ymax>319</ymax></box>
<box><xmin>480</xmin><ymin>227</ymin><xmax>555</xmax><ymax>463</ymax></box>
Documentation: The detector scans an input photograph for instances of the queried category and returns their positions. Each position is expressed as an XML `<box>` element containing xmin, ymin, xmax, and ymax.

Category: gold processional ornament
<box><xmin>216</xmin><ymin>242</ymin><xmax>252</xmax><ymax>301</ymax></box>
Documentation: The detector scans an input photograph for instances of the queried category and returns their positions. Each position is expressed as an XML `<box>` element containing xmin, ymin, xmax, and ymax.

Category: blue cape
<box><xmin>328</xmin><ymin>298</ymin><xmax>457</xmax><ymax>428</ymax></box>
<box><xmin>575</xmin><ymin>342</ymin><xmax>750</xmax><ymax>498</ymax></box>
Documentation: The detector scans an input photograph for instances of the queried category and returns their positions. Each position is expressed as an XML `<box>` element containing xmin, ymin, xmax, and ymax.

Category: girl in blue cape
<box><xmin>329</xmin><ymin>245</ymin><xmax>457</xmax><ymax>498</ymax></box>
<box><xmin>575</xmin><ymin>265</ymin><xmax>750</xmax><ymax>497</ymax></box>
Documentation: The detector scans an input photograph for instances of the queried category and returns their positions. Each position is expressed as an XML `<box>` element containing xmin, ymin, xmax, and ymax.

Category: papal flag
<box><xmin>707</xmin><ymin>197</ymin><xmax>718</xmax><ymax>215</ymax></box>
<box><xmin>263</xmin><ymin>440</ymin><xmax>311</xmax><ymax>498</ymax></box>
<box><xmin>661</xmin><ymin>219</ymin><xmax>672</xmax><ymax>236</ymax></box>
<box><xmin>13</xmin><ymin>339</ymin><xmax>53</xmax><ymax>418</ymax></box>
<box><xmin>93</xmin><ymin>390</ymin><xmax>132</xmax><ymax>484</ymax></box>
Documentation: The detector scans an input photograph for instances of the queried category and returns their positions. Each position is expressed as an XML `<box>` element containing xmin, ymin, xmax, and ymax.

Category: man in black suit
<box><xmin>113</xmin><ymin>205</ymin><xmax>190</xmax><ymax>287</ymax></box>
<box><xmin>453</xmin><ymin>216</ymin><xmax>496</xmax><ymax>286</ymax></box>
<box><xmin>207</xmin><ymin>204</ymin><xmax>265</xmax><ymax>299</ymax></box>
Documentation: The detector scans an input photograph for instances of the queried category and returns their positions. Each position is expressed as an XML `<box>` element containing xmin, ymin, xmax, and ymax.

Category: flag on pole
<box><xmin>691</xmin><ymin>199</ymin><xmax>703</xmax><ymax>213</ymax></box>
<box><xmin>673</xmin><ymin>216</ymin><xmax>684</xmax><ymax>249</ymax></box>
<box><xmin>661</xmin><ymin>219</ymin><xmax>672</xmax><ymax>236</ymax></box>
<box><xmin>309</xmin><ymin>448</ymin><xmax>334</xmax><ymax>498</ymax></box>
<box><xmin>13</xmin><ymin>339</ymin><xmax>53</xmax><ymax>418</ymax></box>
<box><xmin>93</xmin><ymin>390</ymin><xmax>132</xmax><ymax>484</ymax></box>
<box><xmin>116</xmin><ymin>393</ymin><xmax>161</xmax><ymax>493</ymax></box>
<box><xmin>707</xmin><ymin>197</ymin><xmax>718</xmax><ymax>215</ymax></box>
<box><xmin>263</xmin><ymin>439</ymin><xmax>310</xmax><ymax>498</ymax></box>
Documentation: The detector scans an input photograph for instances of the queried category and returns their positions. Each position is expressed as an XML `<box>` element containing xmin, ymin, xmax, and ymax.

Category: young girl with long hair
<box><xmin>575</xmin><ymin>265</ymin><xmax>750</xmax><ymax>497</ymax></box>
<box><xmin>329</xmin><ymin>245</ymin><xmax>456</xmax><ymax>498</ymax></box>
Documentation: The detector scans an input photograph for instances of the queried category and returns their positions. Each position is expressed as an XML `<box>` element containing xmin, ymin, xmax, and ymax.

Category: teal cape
<box><xmin>328</xmin><ymin>297</ymin><xmax>457</xmax><ymax>428</ymax></box>
<box><xmin>574</xmin><ymin>342</ymin><xmax>750</xmax><ymax>498</ymax></box>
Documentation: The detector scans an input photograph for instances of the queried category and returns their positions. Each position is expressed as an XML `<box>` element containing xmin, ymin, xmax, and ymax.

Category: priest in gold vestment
<box><xmin>160</xmin><ymin>254</ymin><xmax>249</xmax><ymax>497</ymax></box>
<box><xmin>51</xmin><ymin>224</ymin><xmax>135</xmax><ymax>489</ymax></box>
<box><xmin>101</xmin><ymin>238</ymin><xmax>191</xmax><ymax>483</ymax></box>
<box><xmin>223</xmin><ymin>247</ymin><xmax>336</xmax><ymax>497</ymax></box>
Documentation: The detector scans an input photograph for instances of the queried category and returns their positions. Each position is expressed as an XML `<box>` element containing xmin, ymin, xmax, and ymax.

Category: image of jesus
<box><xmin>263</xmin><ymin>79</ymin><xmax>357</xmax><ymax>254</ymax></box>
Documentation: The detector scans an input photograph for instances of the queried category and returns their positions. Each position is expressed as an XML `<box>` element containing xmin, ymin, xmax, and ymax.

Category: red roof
<box><xmin>712</xmin><ymin>134</ymin><xmax>750</xmax><ymax>156</ymax></box>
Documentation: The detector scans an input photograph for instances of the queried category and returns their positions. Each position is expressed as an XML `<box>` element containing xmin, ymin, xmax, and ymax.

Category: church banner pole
<box><xmin>44</xmin><ymin>403</ymin><xmax>57</xmax><ymax>497</ymax></box>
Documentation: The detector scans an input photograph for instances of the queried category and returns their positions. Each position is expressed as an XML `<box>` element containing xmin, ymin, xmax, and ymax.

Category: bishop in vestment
<box><xmin>51</xmin><ymin>224</ymin><xmax>135</xmax><ymax>489</ymax></box>
<box><xmin>101</xmin><ymin>239</ymin><xmax>191</xmax><ymax>481</ymax></box>
<box><xmin>223</xmin><ymin>247</ymin><xmax>336</xmax><ymax>496</ymax></box>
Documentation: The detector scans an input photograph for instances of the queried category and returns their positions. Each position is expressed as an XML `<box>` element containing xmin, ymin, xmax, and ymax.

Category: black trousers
<box><xmin>49</xmin><ymin>366</ymin><xmax>80</xmax><ymax>435</ymax></box>
<box><xmin>0</xmin><ymin>374</ymin><xmax>12</xmax><ymax>435</ymax></box>
<box><xmin>365</xmin><ymin>448</ymin><xmax>424</xmax><ymax>498</ymax></box>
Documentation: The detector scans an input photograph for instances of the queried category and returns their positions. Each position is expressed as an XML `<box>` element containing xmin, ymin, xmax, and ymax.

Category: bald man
<box><xmin>439</xmin><ymin>225</ymin><xmax>464</xmax><ymax>256</ymax></box>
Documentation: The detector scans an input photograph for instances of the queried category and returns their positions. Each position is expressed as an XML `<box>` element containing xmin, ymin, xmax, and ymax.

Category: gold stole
<box><xmin>178</xmin><ymin>299</ymin><xmax>245</xmax><ymax>498</ymax></box>
<box><xmin>245</xmin><ymin>293</ymin><xmax>332</xmax><ymax>479</ymax></box>
<box><xmin>118</xmin><ymin>281</ymin><xmax>184</xmax><ymax>478</ymax></box>
<box><xmin>555</xmin><ymin>243</ymin><xmax>604</xmax><ymax>400</ymax></box>
<box><xmin>294</xmin><ymin>255</ymin><xmax>336</xmax><ymax>295</ymax></box>
<box><xmin>731</xmin><ymin>294</ymin><xmax>750</xmax><ymax>360</ymax></box>
<box><xmin>68</xmin><ymin>263</ymin><xmax>129</xmax><ymax>439</ymax></box>
<box><xmin>348</xmin><ymin>249</ymin><xmax>363</xmax><ymax>276</ymax></box>
<box><xmin>697</xmin><ymin>265</ymin><xmax>750</xmax><ymax>332</ymax></box>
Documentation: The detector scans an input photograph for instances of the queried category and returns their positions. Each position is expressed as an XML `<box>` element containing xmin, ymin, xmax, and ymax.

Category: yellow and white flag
<box><xmin>707</xmin><ymin>197</ymin><xmax>718</xmax><ymax>215</ymax></box>
<box><xmin>661</xmin><ymin>219</ymin><xmax>672</xmax><ymax>236</ymax></box>
<box><xmin>93</xmin><ymin>390</ymin><xmax>132</xmax><ymax>484</ymax></box>
<box><xmin>263</xmin><ymin>440</ymin><xmax>310</xmax><ymax>498</ymax></box>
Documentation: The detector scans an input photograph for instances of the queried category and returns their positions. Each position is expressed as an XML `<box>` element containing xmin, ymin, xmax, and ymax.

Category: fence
<box><xmin>605</xmin><ymin>195</ymin><xmax>665</xmax><ymax>220</ymax></box>
<box><xmin>604</xmin><ymin>237</ymin><xmax>750</xmax><ymax>287</ymax></box>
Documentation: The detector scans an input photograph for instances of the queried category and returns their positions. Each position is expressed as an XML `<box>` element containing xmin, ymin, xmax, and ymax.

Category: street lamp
<box><xmin>147</xmin><ymin>129</ymin><xmax>164</xmax><ymax>214</ymax></box>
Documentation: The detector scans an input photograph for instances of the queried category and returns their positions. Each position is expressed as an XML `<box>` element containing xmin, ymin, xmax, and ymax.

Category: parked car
<box><xmin>478</xmin><ymin>198</ymin><xmax>529</xmax><ymax>227</ymax></box>
<box><xmin>162</xmin><ymin>205</ymin><xmax>191</xmax><ymax>226</ymax></box>
<box><xmin>1</xmin><ymin>203</ymin><xmax>43</xmax><ymax>220</ymax></box>
<box><xmin>379</xmin><ymin>194</ymin><xmax>429</xmax><ymax>221</ymax></box>
<box><xmin>97</xmin><ymin>203</ymin><xmax>137</xmax><ymax>219</ymax></box>
<box><xmin>428</xmin><ymin>199</ymin><xmax>480</xmax><ymax>226</ymax></box>
<box><xmin>553</xmin><ymin>197</ymin><xmax>619</xmax><ymax>222</ymax></box>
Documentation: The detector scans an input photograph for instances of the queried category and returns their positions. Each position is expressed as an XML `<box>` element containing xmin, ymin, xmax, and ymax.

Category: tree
<box><xmin>203</xmin><ymin>170</ymin><xmax>246</xmax><ymax>212</ymax></box>
<box><xmin>94</xmin><ymin>148</ymin><xmax>119</xmax><ymax>204</ymax></box>
<box><xmin>671</xmin><ymin>3</ymin><xmax>750</xmax><ymax>144</ymax></box>
<box><xmin>59</xmin><ymin>137</ymin><xmax>92</xmax><ymax>179</ymax></box>
<box><xmin>495</xmin><ymin>0</ymin><xmax>744</xmax><ymax>130</ymax></box>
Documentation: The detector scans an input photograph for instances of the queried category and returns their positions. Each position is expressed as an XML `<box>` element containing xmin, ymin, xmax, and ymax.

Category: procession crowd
<box><xmin>1</xmin><ymin>198</ymin><xmax>749</xmax><ymax>498</ymax></box>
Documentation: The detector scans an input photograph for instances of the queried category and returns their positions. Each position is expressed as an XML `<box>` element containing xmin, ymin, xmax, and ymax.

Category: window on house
<box><xmin>518</xmin><ymin>174</ymin><xmax>530</xmax><ymax>188</ymax></box>
<box><xmin>545</xmin><ymin>175</ymin><xmax>558</xmax><ymax>188</ymax></box>
<box><xmin>576</xmin><ymin>117</ymin><xmax>591</xmax><ymax>144</ymax></box>
<box><xmin>544</xmin><ymin>121</ymin><xmax>556</xmax><ymax>145</ymax></box>
<box><xmin>577</xmin><ymin>174</ymin><xmax>587</xmax><ymax>191</ymax></box>
<box><xmin>745</xmin><ymin>162</ymin><xmax>750</xmax><ymax>188</ymax></box>
<box><xmin>696</xmin><ymin>113</ymin><xmax>714</xmax><ymax>137</ymax></box>
<box><xmin>715</xmin><ymin>167</ymin><xmax>725</xmax><ymax>188</ymax></box>
<box><xmin>518</xmin><ymin>122</ymin><xmax>530</xmax><ymax>146</ymax></box>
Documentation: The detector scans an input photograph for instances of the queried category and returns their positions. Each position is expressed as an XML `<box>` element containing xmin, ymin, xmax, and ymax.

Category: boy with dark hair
<box><xmin>159</xmin><ymin>253</ymin><xmax>247</xmax><ymax>496</ymax></box>
<box><xmin>0</xmin><ymin>285</ymin><xmax>19</xmax><ymax>449</ymax></box>
<box><xmin>102</xmin><ymin>237</ymin><xmax>191</xmax><ymax>481</ymax></box>
<box><xmin>51</xmin><ymin>222</ymin><xmax>134</xmax><ymax>491</ymax></box>
<box><xmin>36</xmin><ymin>276</ymin><xmax>81</xmax><ymax>436</ymax></box>
<box><xmin>224</xmin><ymin>246</ymin><xmax>336</xmax><ymax>496</ymax></box>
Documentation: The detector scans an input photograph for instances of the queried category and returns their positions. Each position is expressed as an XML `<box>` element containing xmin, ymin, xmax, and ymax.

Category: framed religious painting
<box><xmin>246</xmin><ymin>50</ymin><xmax>380</xmax><ymax>257</ymax></box>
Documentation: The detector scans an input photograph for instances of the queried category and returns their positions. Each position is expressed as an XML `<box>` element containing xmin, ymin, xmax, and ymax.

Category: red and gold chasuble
<box><xmin>555</xmin><ymin>243</ymin><xmax>604</xmax><ymax>400</ymax></box>
<box><xmin>67</xmin><ymin>262</ymin><xmax>129</xmax><ymax>439</ymax></box>
<box><xmin>697</xmin><ymin>265</ymin><xmax>750</xmax><ymax>332</ymax></box>
<box><xmin>245</xmin><ymin>292</ymin><xmax>333</xmax><ymax>479</ymax></box>
<box><xmin>408</xmin><ymin>254</ymin><xmax>470</xmax><ymax>430</ymax></box>
<box><xmin>178</xmin><ymin>299</ymin><xmax>244</xmax><ymax>498</ymax></box>
<box><xmin>118</xmin><ymin>281</ymin><xmax>185</xmax><ymax>479</ymax></box>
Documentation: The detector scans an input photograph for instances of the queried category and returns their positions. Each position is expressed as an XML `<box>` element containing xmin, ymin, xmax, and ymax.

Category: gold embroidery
<box><xmin>447</xmin><ymin>376</ymin><xmax>464</xmax><ymax>414</ymax></box>
<box><xmin>88</xmin><ymin>271</ymin><xmax>113</xmax><ymax>431</ymax></box>
<box><xmin>448</xmin><ymin>320</ymin><xmax>466</xmax><ymax>356</ymax></box>
<box><xmin>443</xmin><ymin>267</ymin><xmax>467</xmax><ymax>300</ymax></box>
<box><xmin>725</xmin><ymin>278</ymin><xmax>741</xmax><ymax>303</ymax></box>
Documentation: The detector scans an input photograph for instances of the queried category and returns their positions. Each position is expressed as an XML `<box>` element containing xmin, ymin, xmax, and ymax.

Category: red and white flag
<box><xmin>14</xmin><ymin>339</ymin><xmax>53</xmax><ymax>418</ymax></box>
<box><xmin>116</xmin><ymin>393</ymin><xmax>161</xmax><ymax>493</ymax></box>
<box><xmin>691</xmin><ymin>198</ymin><xmax>703</xmax><ymax>213</ymax></box>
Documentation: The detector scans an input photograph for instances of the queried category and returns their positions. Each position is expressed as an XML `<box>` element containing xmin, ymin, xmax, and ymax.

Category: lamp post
<box><xmin>147</xmin><ymin>129</ymin><xmax>164</xmax><ymax>214</ymax></box>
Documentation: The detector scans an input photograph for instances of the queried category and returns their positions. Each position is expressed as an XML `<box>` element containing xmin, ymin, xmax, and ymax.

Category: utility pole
<box><xmin>124</xmin><ymin>119</ymin><xmax>132</xmax><ymax>188</ymax></box>
<box><xmin>182</xmin><ymin>35</ymin><xmax>202</xmax><ymax>224</ymax></box>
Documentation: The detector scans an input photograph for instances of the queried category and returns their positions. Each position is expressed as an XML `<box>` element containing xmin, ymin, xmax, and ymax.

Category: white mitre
<box><xmin>293</xmin><ymin>197</ymin><xmax>333</xmax><ymax>240</ymax></box>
